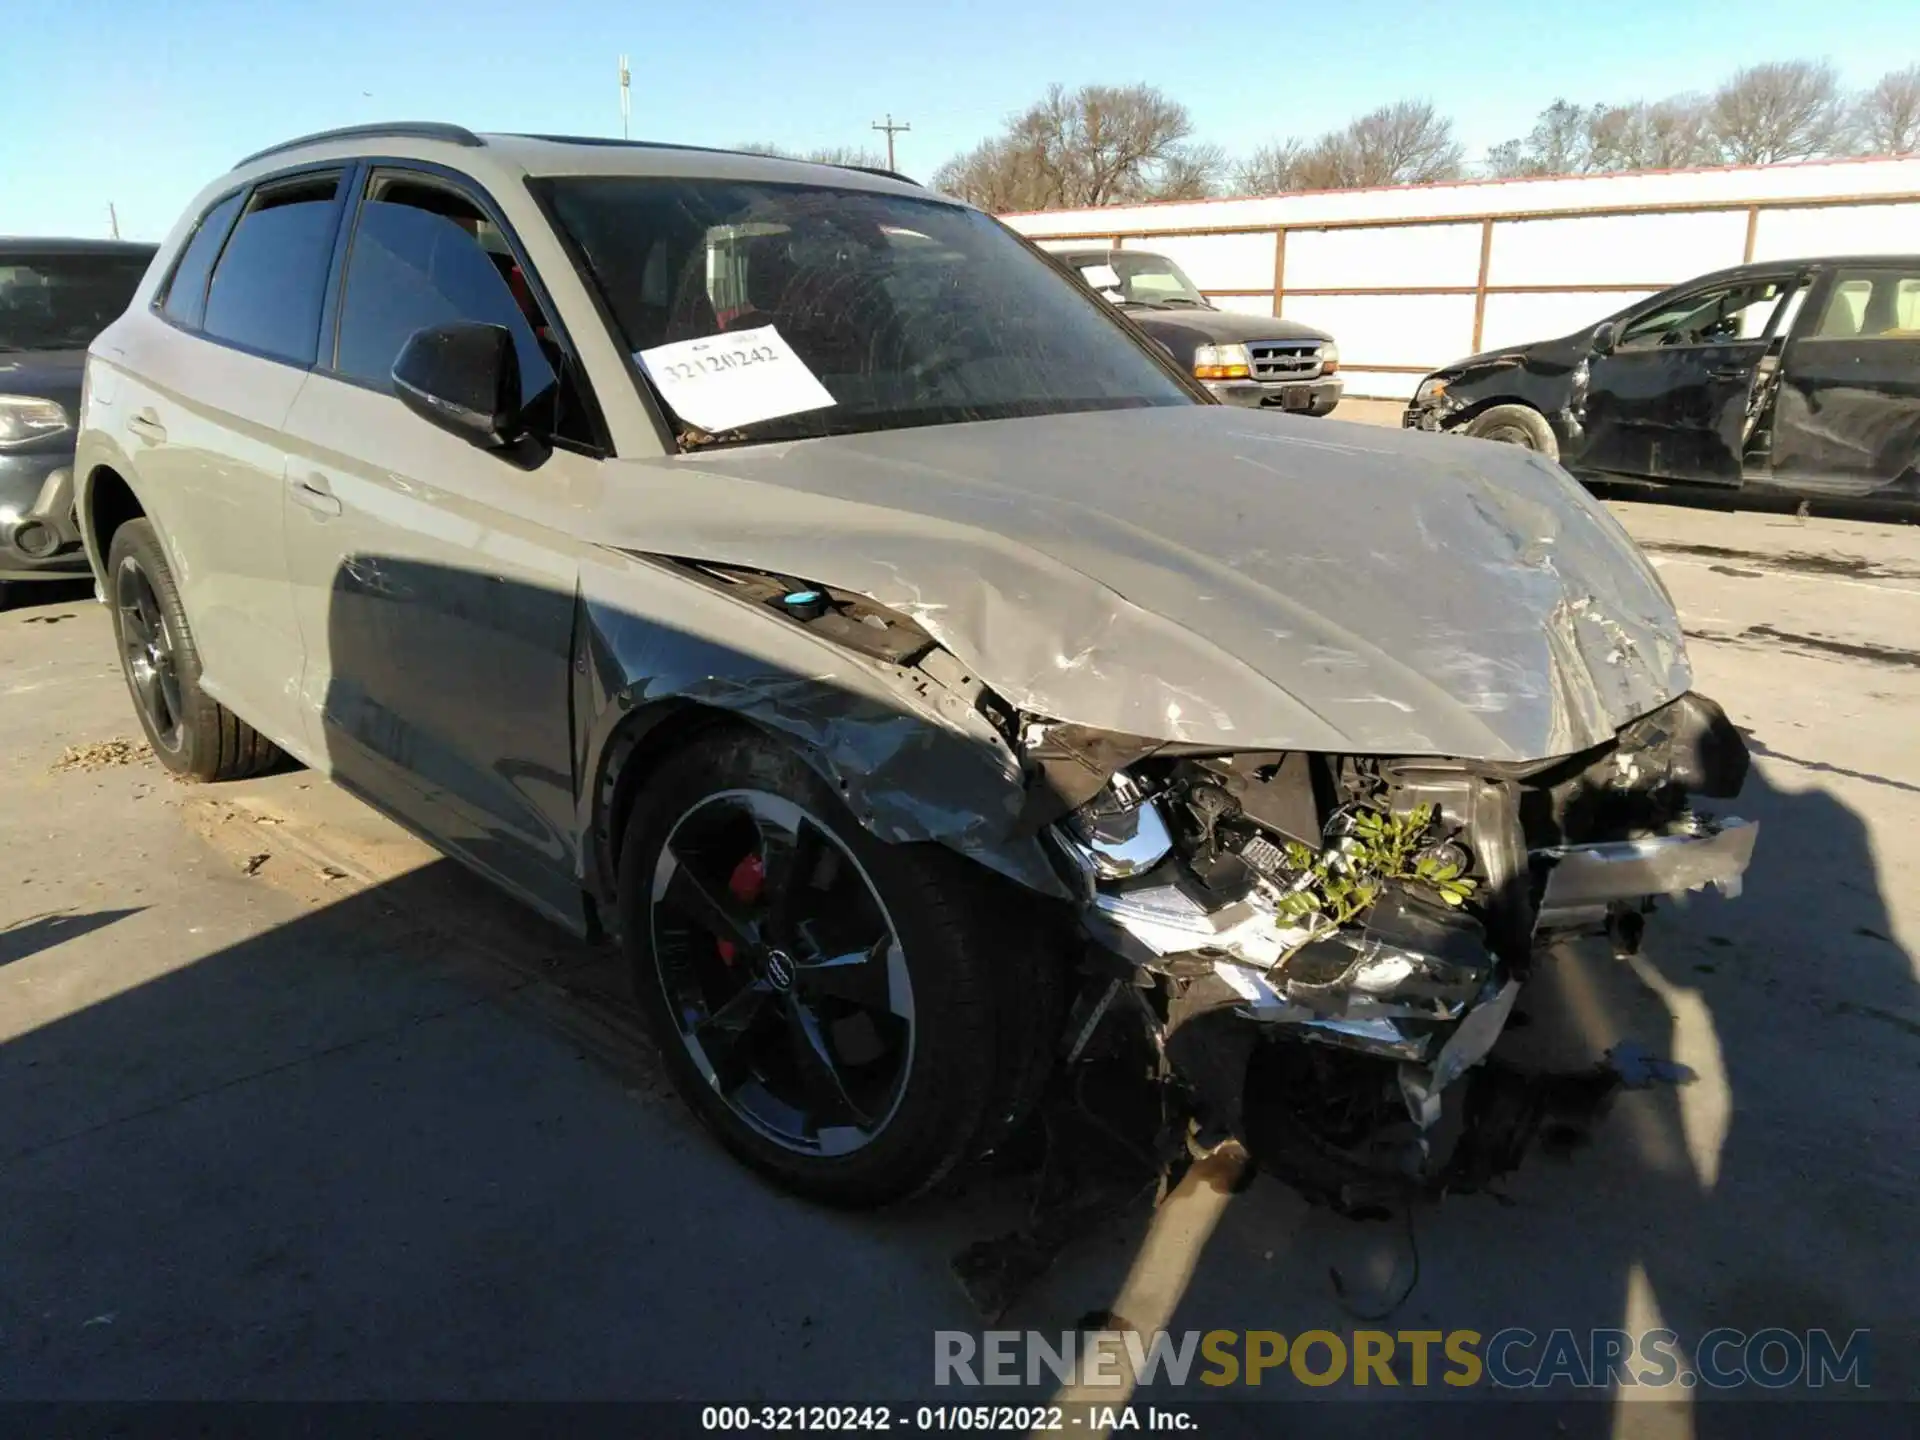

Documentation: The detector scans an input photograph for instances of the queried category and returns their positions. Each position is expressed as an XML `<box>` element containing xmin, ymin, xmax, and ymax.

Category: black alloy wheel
<box><xmin>647</xmin><ymin>787</ymin><xmax>914</xmax><ymax>1158</ymax></box>
<box><xmin>115</xmin><ymin>551</ymin><xmax>187</xmax><ymax>756</ymax></box>
<box><xmin>617</xmin><ymin>728</ymin><xmax>1062</xmax><ymax>1206</ymax></box>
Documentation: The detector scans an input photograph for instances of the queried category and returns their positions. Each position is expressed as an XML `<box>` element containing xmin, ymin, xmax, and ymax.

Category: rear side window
<box><xmin>333</xmin><ymin>174</ymin><xmax>556</xmax><ymax>405</ymax></box>
<box><xmin>1813</xmin><ymin>269</ymin><xmax>1920</xmax><ymax>339</ymax></box>
<box><xmin>202</xmin><ymin>173</ymin><xmax>344</xmax><ymax>364</ymax></box>
<box><xmin>158</xmin><ymin>191</ymin><xmax>244</xmax><ymax>330</ymax></box>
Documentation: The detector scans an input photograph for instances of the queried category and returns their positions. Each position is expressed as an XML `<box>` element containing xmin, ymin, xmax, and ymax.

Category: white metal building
<box><xmin>1003</xmin><ymin>156</ymin><xmax>1920</xmax><ymax>400</ymax></box>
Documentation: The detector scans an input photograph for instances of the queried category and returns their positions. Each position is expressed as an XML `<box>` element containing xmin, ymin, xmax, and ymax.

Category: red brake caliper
<box><xmin>715</xmin><ymin>852</ymin><xmax>765</xmax><ymax>965</ymax></box>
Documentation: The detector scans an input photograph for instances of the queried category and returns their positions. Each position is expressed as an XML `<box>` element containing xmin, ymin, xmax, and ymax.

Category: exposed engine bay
<box><xmin>1030</xmin><ymin>690</ymin><xmax>1756</xmax><ymax>1217</ymax></box>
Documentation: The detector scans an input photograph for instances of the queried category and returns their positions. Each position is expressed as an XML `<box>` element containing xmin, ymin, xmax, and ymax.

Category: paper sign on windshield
<box><xmin>1078</xmin><ymin>264</ymin><xmax>1121</xmax><ymax>291</ymax></box>
<box><xmin>636</xmin><ymin>325</ymin><xmax>835</xmax><ymax>434</ymax></box>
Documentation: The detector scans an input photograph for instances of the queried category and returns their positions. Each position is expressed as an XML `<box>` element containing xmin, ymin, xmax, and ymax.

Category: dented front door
<box><xmin>1577</xmin><ymin>275</ymin><xmax>1802</xmax><ymax>487</ymax></box>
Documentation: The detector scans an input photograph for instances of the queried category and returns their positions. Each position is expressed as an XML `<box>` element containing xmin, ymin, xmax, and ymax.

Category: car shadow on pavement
<box><xmin>0</xmin><ymin>850</ymin><xmax>1037</xmax><ymax>1400</ymax></box>
<box><xmin>0</xmin><ymin>908</ymin><xmax>144</xmax><ymax>969</ymax></box>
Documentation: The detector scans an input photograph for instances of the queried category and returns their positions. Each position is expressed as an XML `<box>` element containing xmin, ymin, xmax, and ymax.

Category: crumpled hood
<box><xmin>593</xmin><ymin>405</ymin><xmax>1690</xmax><ymax>761</ymax></box>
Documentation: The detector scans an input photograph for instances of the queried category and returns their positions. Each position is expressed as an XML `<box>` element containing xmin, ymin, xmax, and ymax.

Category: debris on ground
<box><xmin>51</xmin><ymin>738</ymin><xmax>152</xmax><ymax>772</ymax></box>
<box><xmin>241</xmin><ymin>853</ymin><xmax>272</xmax><ymax>876</ymax></box>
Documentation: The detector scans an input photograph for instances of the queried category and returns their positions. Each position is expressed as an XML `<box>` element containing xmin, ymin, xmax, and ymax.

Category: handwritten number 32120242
<box><xmin>659</xmin><ymin>346</ymin><xmax>780</xmax><ymax>384</ymax></box>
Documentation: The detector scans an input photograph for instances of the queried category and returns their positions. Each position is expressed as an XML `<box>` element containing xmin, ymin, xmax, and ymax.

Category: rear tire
<box><xmin>617</xmin><ymin>726</ymin><xmax>1060</xmax><ymax>1207</ymax></box>
<box><xmin>1462</xmin><ymin>403</ymin><xmax>1560</xmax><ymax>461</ymax></box>
<box><xmin>105</xmin><ymin>519</ymin><xmax>280</xmax><ymax>782</ymax></box>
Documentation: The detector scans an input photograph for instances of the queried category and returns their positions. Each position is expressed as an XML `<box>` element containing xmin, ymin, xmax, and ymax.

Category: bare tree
<box><xmin>1708</xmin><ymin>61</ymin><xmax>1847</xmax><ymax>163</ymax></box>
<box><xmin>1291</xmin><ymin>101</ymin><xmax>1465</xmax><ymax>188</ymax></box>
<box><xmin>1587</xmin><ymin>98</ymin><xmax>1719</xmax><ymax>170</ymax></box>
<box><xmin>734</xmin><ymin>140</ymin><xmax>890</xmax><ymax>169</ymax></box>
<box><xmin>1232</xmin><ymin>139</ymin><xmax>1307</xmax><ymax>195</ymax></box>
<box><xmin>932</xmin><ymin>83</ymin><xmax>1219</xmax><ymax>209</ymax></box>
<box><xmin>932</xmin><ymin>135</ymin><xmax>1057</xmax><ymax>211</ymax></box>
<box><xmin>1151</xmin><ymin>142</ymin><xmax>1228</xmax><ymax>201</ymax></box>
<box><xmin>1230</xmin><ymin>102</ymin><xmax>1463</xmax><ymax>195</ymax></box>
<box><xmin>1852</xmin><ymin>63</ymin><xmax>1920</xmax><ymax>154</ymax></box>
<box><xmin>1484</xmin><ymin>99</ymin><xmax>1599</xmax><ymax>177</ymax></box>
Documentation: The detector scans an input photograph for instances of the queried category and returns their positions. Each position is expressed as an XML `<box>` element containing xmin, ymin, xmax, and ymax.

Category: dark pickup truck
<box><xmin>1404</xmin><ymin>256</ymin><xmax>1920</xmax><ymax>508</ymax></box>
<box><xmin>1</xmin><ymin>238</ymin><xmax>157</xmax><ymax>603</ymax></box>
<box><xmin>1055</xmin><ymin>247</ymin><xmax>1341</xmax><ymax>416</ymax></box>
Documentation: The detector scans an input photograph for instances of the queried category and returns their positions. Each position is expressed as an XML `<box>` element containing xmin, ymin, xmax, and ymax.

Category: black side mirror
<box><xmin>1590</xmin><ymin>320</ymin><xmax>1621</xmax><ymax>356</ymax></box>
<box><xmin>392</xmin><ymin>322</ymin><xmax>525</xmax><ymax>452</ymax></box>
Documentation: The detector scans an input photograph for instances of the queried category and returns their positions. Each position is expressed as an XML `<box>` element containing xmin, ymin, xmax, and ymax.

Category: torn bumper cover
<box><xmin>1535</xmin><ymin>817</ymin><xmax>1757</xmax><ymax>927</ymax></box>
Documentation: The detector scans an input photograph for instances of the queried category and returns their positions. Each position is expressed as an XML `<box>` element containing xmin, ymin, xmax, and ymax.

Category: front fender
<box><xmin>572</xmin><ymin>548</ymin><xmax>1071</xmax><ymax>907</ymax></box>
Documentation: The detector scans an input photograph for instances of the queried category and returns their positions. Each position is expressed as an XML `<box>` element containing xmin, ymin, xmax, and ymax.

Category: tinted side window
<box><xmin>1617</xmin><ymin>278</ymin><xmax>1792</xmax><ymax>351</ymax></box>
<box><xmin>334</xmin><ymin>180</ymin><xmax>555</xmax><ymax>405</ymax></box>
<box><xmin>158</xmin><ymin>191</ymin><xmax>244</xmax><ymax>330</ymax></box>
<box><xmin>1813</xmin><ymin>269</ymin><xmax>1920</xmax><ymax>339</ymax></box>
<box><xmin>202</xmin><ymin>173</ymin><xmax>343</xmax><ymax>364</ymax></box>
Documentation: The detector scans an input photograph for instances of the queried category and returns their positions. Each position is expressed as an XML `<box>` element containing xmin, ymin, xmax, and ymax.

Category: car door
<box><xmin>115</xmin><ymin>170</ymin><xmax>348</xmax><ymax>746</ymax></box>
<box><xmin>1767</xmin><ymin>264</ymin><xmax>1920</xmax><ymax>498</ymax></box>
<box><xmin>279</xmin><ymin>164</ymin><xmax>606</xmax><ymax>928</ymax></box>
<box><xmin>1577</xmin><ymin>274</ymin><xmax>1805</xmax><ymax>487</ymax></box>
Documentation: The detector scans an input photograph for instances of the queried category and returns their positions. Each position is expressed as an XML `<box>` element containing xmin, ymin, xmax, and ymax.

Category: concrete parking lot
<box><xmin>2</xmin><ymin>447</ymin><xmax>1916</xmax><ymax>1424</ymax></box>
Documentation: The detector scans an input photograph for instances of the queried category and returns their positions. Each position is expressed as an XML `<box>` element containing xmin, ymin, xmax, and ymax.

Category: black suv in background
<box><xmin>1055</xmin><ymin>247</ymin><xmax>1341</xmax><ymax>415</ymax></box>
<box><xmin>1404</xmin><ymin>256</ymin><xmax>1920</xmax><ymax>509</ymax></box>
<box><xmin>0</xmin><ymin>239</ymin><xmax>156</xmax><ymax>604</ymax></box>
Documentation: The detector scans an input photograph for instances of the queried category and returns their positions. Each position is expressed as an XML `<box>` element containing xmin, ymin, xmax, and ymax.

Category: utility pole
<box><xmin>618</xmin><ymin>54</ymin><xmax>631</xmax><ymax>140</ymax></box>
<box><xmin>108</xmin><ymin>203</ymin><xmax>120</xmax><ymax>240</ymax></box>
<box><xmin>871</xmin><ymin>113</ymin><xmax>910</xmax><ymax>171</ymax></box>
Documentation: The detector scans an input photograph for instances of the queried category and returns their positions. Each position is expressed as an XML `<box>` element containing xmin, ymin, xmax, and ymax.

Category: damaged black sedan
<box><xmin>1404</xmin><ymin>256</ymin><xmax>1920</xmax><ymax>509</ymax></box>
<box><xmin>75</xmin><ymin>128</ymin><xmax>1758</xmax><ymax>1217</ymax></box>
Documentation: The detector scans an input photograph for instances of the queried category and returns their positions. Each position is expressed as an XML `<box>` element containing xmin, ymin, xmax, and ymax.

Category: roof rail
<box><xmin>834</xmin><ymin>164</ymin><xmax>920</xmax><ymax>187</ymax></box>
<box><xmin>508</xmin><ymin>134</ymin><xmax>920</xmax><ymax>186</ymax></box>
<box><xmin>233</xmin><ymin>122</ymin><xmax>483</xmax><ymax>170</ymax></box>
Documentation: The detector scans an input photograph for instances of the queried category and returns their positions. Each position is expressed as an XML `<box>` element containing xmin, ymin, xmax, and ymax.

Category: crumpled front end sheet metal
<box><xmin>576</xmin><ymin>548</ymin><xmax>1068</xmax><ymax>897</ymax></box>
<box><xmin>581</xmin><ymin>405</ymin><xmax>1692</xmax><ymax>764</ymax></box>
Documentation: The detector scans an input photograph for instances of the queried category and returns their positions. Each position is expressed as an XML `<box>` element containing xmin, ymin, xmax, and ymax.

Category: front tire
<box><xmin>105</xmin><ymin>519</ymin><xmax>280</xmax><ymax>781</ymax></box>
<box><xmin>1462</xmin><ymin>403</ymin><xmax>1560</xmax><ymax>461</ymax></box>
<box><xmin>617</xmin><ymin>727</ymin><xmax>1056</xmax><ymax>1207</ymax></box>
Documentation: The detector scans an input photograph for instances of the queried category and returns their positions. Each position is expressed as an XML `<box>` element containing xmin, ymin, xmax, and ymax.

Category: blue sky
<box><xmin>2</xmin><ymin>0</ymin><xmax>1911</xmax><ymax>240</ymax></box>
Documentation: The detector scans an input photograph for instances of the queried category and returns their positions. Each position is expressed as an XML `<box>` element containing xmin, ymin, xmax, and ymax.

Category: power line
<box><xmin>871</xmin><ymin>113</ymin><xmax>911</xmax><ymax>171</ymax></box>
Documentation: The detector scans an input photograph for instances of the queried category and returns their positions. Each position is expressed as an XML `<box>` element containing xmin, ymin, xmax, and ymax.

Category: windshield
<box><xmin>0</xmin><ymin>253</ymin><xmax>150</xmax><ymax>352</ymax></box>
<box><xmin>1067</xmin><ymin>253</ymin><xmax>1210</xmax><ymax>309</ymax></box>
<box><xmin>544</xmin><ymin>177</ymin><xmax>1195</xmax><ymax>448</ymax></box>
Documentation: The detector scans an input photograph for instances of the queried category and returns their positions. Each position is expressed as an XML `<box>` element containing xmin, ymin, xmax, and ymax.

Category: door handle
<box><xmin>288</xmin><ymin>474</ymin><xmax>342</xmax><ymax>517</ymax></box>
<box><xmin>1708</xmin><ymin>366</ymin><xmax>1753</xmax><ymax>381</ymax></box>
<box><xmin>126</xmin><ymin>410</ymin><xmax>167</xmax><ymax>444</ymax></box>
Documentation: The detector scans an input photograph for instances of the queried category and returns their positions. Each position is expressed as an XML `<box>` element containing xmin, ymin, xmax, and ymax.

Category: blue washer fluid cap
<box><xmin>780</xmin><ymin>589</ymin><xmax>829</xmax><ymax>620</ymax></box>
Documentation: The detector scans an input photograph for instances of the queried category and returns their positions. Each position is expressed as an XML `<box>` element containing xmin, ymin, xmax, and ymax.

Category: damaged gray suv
<box><xmin>75</xmin><ymin>124</ymin><xmax>1756</xmax><ymax>1211</ymax></box>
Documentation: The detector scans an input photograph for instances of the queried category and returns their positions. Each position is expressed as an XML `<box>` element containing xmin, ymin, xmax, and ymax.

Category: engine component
<box><xmin>1059</xmin><ymin>772</ymin><xmax>1174</xmax><ymax>879</ymax></box>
